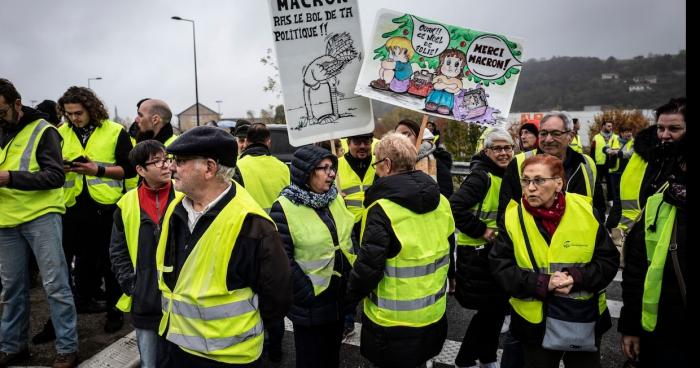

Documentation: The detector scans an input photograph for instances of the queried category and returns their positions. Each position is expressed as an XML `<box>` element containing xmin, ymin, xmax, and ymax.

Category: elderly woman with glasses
<box><xmin>269</xmin><ymin>145</ymin><xmax>356</xmax><ymax>368</ymax></box>
<box><xmin>449</xmin><ymin>129</ymin><xmax>514</xmax><ymax>368</ymax></box>
<box><xmin>345</xmin><ymin>133</ymin><xmax>455</xmax><ymax>368</ymax></box>
<box><xmin>490</xmin><ymin>154</ymin><xmax>618</xmax><ymax>368</ymax></box>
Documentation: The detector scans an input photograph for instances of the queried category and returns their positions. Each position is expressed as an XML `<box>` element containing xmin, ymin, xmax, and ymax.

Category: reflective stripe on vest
<box><xmin>237</xmin><ymin>155</ymin><xmax>290</xmax><ymax>212</ymax></box>
<box><xmin>115</xmin><ymin>188</ymin><xmax>183</xmax><ymax>312</ymax></box>
<box><xmin>593</xmin><ymin>133</ymin><xmax>620</xmax><ymax>165</ymax></box>
<box><xmin>618</xmin><ymin>153</ymin><xmax>647</xmax><ymax>231</ymax></box>
<box><xmin>0</xmin><ymin>119</ymin><xmax>65</xmax><ymax>227</ymax></box>
<box><xmin>641</xmin><ymin>192</ymin><xmax>676</xmax><ymax>332</ymax></box>
<box><xmin>505</xmin><ymin>193</ymin><xmax>605</xmax><ymax>324</ymax></box>
<box><xmin>58</xmin><ymin>120</ymin><xmax>125</xmax><ymax>206</ymax></box>
<box><xmin>338</xmin><ymin>156</ymin><xmax>375</xmax><ymax>223</ymax></box>
<box><xmin>579</xmin><ymin>154</ymin><xmax>597</xmax><ymax>198</ymax></box>
<box><xmin>156</xmin><ymin>183</ymin><xmax>270</xmax><ymax>364</ymax></box>
<box><xmin>457</xmin><ymin>173</ymin><xmax>502</xmax><ymax>246</ymax></box>
<box><xmin>361</xmin><ymin>195</ymin><xmax>455</xmax><ymax>328</ymax></box>
<box><xmin>277</xmin><ymin>195</ymin><xmax>355</xmax><ymax>295</ymax></box>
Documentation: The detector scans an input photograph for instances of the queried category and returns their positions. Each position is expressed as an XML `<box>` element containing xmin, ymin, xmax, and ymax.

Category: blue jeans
<box><xmin>135</xmin><ymin>328</ymin><xmax>160</xmax><ymax>368</ymax></box>
<box><xmin>0</xmin><ymin>213</ymin><xmax>78</xmax><ymax>353</ymax></box>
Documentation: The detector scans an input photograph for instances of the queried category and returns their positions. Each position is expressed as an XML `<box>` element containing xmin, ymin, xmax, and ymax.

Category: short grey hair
<box><xmin>216</xmin><ymin>164</ymin><xmax>236</xmax><ymax>183</ymax></box>
<box><xmin>540</xmin><ymin>111</ymin><xmax>573</xmax><ymax>131</ymax></box>
<box><xmin>484</xmin><ymin>128</ymin><xmax>514</xmax><ymax>148</ymax></box>
<box><xmin>375</xmin><ymin>132</ymin><xmax>417</xmax><ymax>173</ymax></box>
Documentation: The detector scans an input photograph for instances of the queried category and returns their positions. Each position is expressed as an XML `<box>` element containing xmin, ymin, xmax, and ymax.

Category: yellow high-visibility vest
<box><xmin>361</xmin><ymin>195</ymin><xmax>455</xmax><ymax>327</ymax></box>
<box><xmin>0</xmin><ymin>119</ymin><xmax>65</xmax><ymax>227</ymax></box>
<box><xmin>337</xmin><ymin>156</ymin><xmax>375</xmax><ymax>223</ymax></box>
<box><xmin>277</xmin><ymin>195</ymin><xmax>355</xmax><ymax>295</ymax></box>
<box><xmin>505</xmin><ymin>193</ymin><xmax>607</xmax><ymax>324</ymax></box>
<box><xmin>515</xmin><ymin>150</ymin><xmax>597</xmax><ymax>198</ymax></box>
<box><xmin>456</xmin><ymin>173</ymin><xmax>501</xmax><ymax>246</ymax></box>
<box><xmin>156</xmin><ymin>183</ymin><xmax>270</xmax><ymax>364</ymax></box>
<box><xmin>58</xmin><ymin>120</ymin><xmax>126</xmax><ymax>206</ymax></box>
<box><xmin>570</xmin><ymin>134</ymin><xmax>583</xmax><ymax>154</ymax></box>
<box><xmin>592</xmin><ymin>133</ymin><xmax>620</xmax><ymax>165</ymax></box>
<box><xmin>237</xmin><ymin>155</ymin><xmax>290</xmax><ymax>213</ymax></box>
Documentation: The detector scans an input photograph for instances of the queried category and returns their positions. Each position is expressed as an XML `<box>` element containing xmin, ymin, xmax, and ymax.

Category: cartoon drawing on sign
<box><xmin>299</xmin><ymin>32</ymin><xmax>360</xmax><ymax>129</ymax></box>
<box><xmin>369</xmin><ymin>37</ymin><xmax>414</xmax><ymax>93</ymax></box>
<box><xmin>356</xmin><ymin>11</ymin><xmax>524</xmax><ymax>127</ymax></box>
<box><xmin>424</xmin><ymin>49</ymin><xmax>466</xmax><ymax>115</ymax></box>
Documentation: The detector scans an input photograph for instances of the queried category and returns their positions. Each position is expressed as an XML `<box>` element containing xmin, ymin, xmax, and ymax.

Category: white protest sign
<box><xmin>269</xmin><ymin>0</ymin><xmax>373</xmax><ymax>146</ymax></box>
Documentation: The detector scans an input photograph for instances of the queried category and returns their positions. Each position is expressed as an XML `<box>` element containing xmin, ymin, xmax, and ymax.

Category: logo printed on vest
<box><xmin>562</xmin><ymin>240</ymin><xmax>586</xmax><ymax>248</ymax></box>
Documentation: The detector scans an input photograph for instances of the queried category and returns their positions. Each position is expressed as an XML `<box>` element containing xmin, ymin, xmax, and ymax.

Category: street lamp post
<box><xmin>216</xmin><ymin>100</ymin><xmax>223</xmax><ymax>115</ymax></box>
<box><xmin>88</xmin><ymin>77</ymin><xmax>102</xmax><ymax>89</ymax></box>
<box><xmin>172</xmin><ymin>16</ymin><xmax>200</xmax><ymax>127</ymax></box>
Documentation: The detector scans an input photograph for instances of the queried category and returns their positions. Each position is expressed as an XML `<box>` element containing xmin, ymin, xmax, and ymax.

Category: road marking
<box><xmin>77</xmin><ymin>330</ymin><xmax>139</xmax><ymax>368</ymax></box>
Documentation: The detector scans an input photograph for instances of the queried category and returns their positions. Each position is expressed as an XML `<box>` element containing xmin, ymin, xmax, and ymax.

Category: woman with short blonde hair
<box><xmin>373</xmin><ymin>132</ymin><xmax>417</xmax><ymax>175</ymax></box>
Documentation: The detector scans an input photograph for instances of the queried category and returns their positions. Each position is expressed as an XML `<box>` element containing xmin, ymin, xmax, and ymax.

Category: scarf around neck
<box><xmin>523</xmin><ymin>191</ymin><xmax>566</xmax><ymax>238</ymax></box>
<box><xmin>280</xmin><ymin>183</ymin><xmax>338</xmax><ymax>209</ymax></box>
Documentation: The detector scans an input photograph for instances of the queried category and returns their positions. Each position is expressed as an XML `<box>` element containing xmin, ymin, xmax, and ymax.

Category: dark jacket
<box><xmin>606</xmin><ymin>126</ymin><xmax>682</xmax><ymax>229</ymax></box>
<box><xmin>346</xmin><ymin>170</ymin><xmax>449</xmax><ymax>368</ymax></box>
<box><xmin>489</xmin><ymin>195</ymin><xmax>618</xmax><ymax>344</ymax></box>
<box><xmin>433</xmin><ymin>146</ymin><xmax>454</xmax><ymax>198</ymax></box>
<box><xmin>109</xmin><ymin>184</ymin><xmax>176</xmax><ymax>329</ymax></box>
<box><xmin>618</xmin><ymin>172</ymin><xmax>687</xmax><ymax>345</ymax></box>
<box><xmin>1</xmin><ymin>106</ymin><xmax>65</xmax><ymax>190</ymax></box>
<box><xmin>450</xmin><ymin>151</ymin><xmax>507</xmax><ymax>309</ymax></box>
<box><xmin>160</xmin><ymin>185</ymin><xmax>292</xmax><ymax>326</ymax></box>
<box><xmin>497</xmin><ymin>147</ymin><xmax>604</xmax><ymax>226</ymax></box>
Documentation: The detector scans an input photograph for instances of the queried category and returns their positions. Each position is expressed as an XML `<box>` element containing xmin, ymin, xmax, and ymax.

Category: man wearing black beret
<box><xmin>156</xmin><ymin>126</ymin><xmax>292</xmax><ymax>367</ymax></box>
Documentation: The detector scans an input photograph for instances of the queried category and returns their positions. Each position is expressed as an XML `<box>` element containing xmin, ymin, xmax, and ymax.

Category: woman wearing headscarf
<box><xmin>269</xmin><ymin>145</ymin><xmax>355</xmax><ymax>368</ymax></box>
<box><xmin>490</xmin><ymin>154</ymin><xmax>618</xmax><ymax>368</ymax></box>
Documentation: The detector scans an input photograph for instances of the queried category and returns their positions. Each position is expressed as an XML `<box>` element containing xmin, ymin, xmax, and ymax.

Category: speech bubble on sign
<box><xmin>411</xmin><ymin>16</ymin><xmax>450</xmax><ymax>58</ymax></box>
<box><xmin>466</xmin><ymin>34</ymin><xmax>522</xmax><ymax>80</ymax></box>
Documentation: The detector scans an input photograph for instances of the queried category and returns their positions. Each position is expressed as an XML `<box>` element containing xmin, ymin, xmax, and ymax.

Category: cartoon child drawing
<box><xmin>370</xmin><ymin>36</ymin><xmax>414</xmax><ymax>93</ymax></box>
<box><xmin>424</xmin><ymin>49</ymin><xmax>466</xmax><ymax>115</ymax></box>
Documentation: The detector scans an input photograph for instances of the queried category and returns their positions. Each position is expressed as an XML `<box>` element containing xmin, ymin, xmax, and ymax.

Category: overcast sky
<box><xmin>2</xmin><ymin>0</ymin><xmax>685</xmax><ymax>124</ymax></box>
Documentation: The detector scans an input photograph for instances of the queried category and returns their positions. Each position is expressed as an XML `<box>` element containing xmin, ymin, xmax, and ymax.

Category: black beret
<box><xmin>167</xmin><ymin>126</ymin><xmax>237</xmax><ymax>167</ymax></box>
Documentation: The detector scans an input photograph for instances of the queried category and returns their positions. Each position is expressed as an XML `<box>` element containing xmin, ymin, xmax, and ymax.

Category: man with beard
<box><xmin>124</xmin><ymin>99</ymin><xmax>177</xmax><ymax>191</ymax></box>
<box><xmin>0</xmin><ymin>78</ymin><xmax>79</xmax><ymax>367</ymax></box>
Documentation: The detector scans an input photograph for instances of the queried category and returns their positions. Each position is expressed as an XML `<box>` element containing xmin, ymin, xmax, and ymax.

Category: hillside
<box><xmin>511</xmin><ymin>51</ymin><xmax>686</xmax><ymax>111</ymax></box>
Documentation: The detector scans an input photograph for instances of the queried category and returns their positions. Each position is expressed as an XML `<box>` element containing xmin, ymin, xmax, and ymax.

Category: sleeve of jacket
<box><xmin>618</xmin><ymin>215</ymin><xmax>647</xmax><ymax>336</ymax></box>
<box><xmin>109</xmin><ymin>208</ymin><xmax>135</xmax><ymax>296</ymax></box>
<box><xmin>489</xmin><ymin>222</ymin><xmax>550</xmax><ymax>300</ymax></box>
<box><xmin>497</xmin><ymin>160</ymin><xmax>521</xmax><ymax>228</ymax></box>
<box><xmin>115</xmin><ymin>130</ymin><xmax>136</xmax><ymax>178</ymax></box>
<box><xmin>233</xmin><ymin>166</ymin><xmax>244</xmax><ymax>186</ymax></box>
<box><xmin>269</xmin><ymin>200</ymin><xmax>315</xmax><ymax>307</ymax></box>
<box><xmin>345</xmin><ymin>205</ymin><xmax>396</xmax><ymax>305</ymax></box>
<box><xmin>8</xmin><ymin>128</ymin><xmax>65</xmax><ymax>190</ymax></box>
<box><xmin>434</xmin><ymin>148</ymin><xmax>454</xmax><ymax>197</ymax></box>
<box><xmin>563</xmin><ymin>208</ymin><xmax>620</xmax><ymax>293</ymax></box>
<box><xmin>253</xmin><ymin>216</ymin><xmax>293</xmax><ymax>323</ymax></box>
<box><xmin>450</xmin><ymin>170</ymin><xmax>489</xmax><ymax>238</ymax></box>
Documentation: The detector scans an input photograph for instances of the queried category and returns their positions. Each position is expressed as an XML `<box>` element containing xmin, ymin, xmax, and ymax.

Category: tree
<box><xmin>274</xmin><ymin>104</ymin><xmax>285</xmax><ymax>124</ymax></box>
<box><xmin>260</xmin><ymin>48</ymin><xmax>281</xmax><ymax>99</ymax></box>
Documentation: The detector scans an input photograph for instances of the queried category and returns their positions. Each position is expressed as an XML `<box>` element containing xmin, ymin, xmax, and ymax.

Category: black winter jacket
<box><xmin>109</xmin><ymin>185</ymin><xmax>176</xmax><ymax>329</ymax></box>
<box><xmin>618</xmin><ymin>177</ymin><xmax>687</xmax><ymax>345</ymax></box>
<box><xmin>450</xmin><ymin>151</ymin><xmax>507</xmax><ymax>309</ymax></box>
<box><xmin>489</xmin><ymin>196</ymin><xmax>618</xmax><ymax>344</ymax></box>
<box><xmin>269</xmin><ymin>198</ymin><xmax>352</xmax><ymax>326</ymax></box>
<box><xmin>346</xmin><ymin>170</ymin><xmax>450</xmax><ymax>368</ymax></box>
<box><xmin>497</xmin><ymin>147</ymin><xmax>604</xmax><ymax>226</ymax></box>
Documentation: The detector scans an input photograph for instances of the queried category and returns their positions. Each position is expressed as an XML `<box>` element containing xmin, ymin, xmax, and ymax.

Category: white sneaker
<box><xmin>500</xmin><ymin>315</ymin><xmax>511</xmax><ymax>333</ymax></box>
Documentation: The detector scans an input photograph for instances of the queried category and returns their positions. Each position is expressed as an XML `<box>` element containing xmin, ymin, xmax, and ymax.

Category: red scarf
<box><xmin>522</xmin><ymin>192</ymin><xmax>566</xmax><ymax>237</ymax></box>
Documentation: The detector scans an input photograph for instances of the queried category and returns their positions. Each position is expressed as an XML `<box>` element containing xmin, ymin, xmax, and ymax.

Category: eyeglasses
<box><xmin>520</xmin><ymin>177</ymin><xmax>559</xmax><ymax>187</ymax></box>
<box><xmin>314</xmin><ymin>164</ymin><xmax>337</xmax><ymax>175</ymax></box>
<box><xmin>144</xmin><ymin>157</ymin><xmax>173</xmax><ymax>169</ymax></box>
<box><xmin>538</xmin><ymin>130</ymin><xmax>570</xmax><ymax>138</ymax></box>
<box><xmin>488</xmin><ymin>145</ymin><xmax>514</xmax><ymax>153</ymax></box>
<box><xmin>371</xmin><ymin>157</ymin><xmax>388</xmax><ymax>168</ymax></box>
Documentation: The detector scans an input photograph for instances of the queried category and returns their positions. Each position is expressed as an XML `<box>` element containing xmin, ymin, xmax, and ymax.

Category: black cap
<box><xmin>167</xmin><ymin>126</ymin><xmax>237</xmax><ymax>167</ymax></box>
<box><xmin>347</xmin><ymin>132</ymin><xmax>374</xmax><ymax>140</ymax></box>
<box><xmin>234</xmin><ymin>119</ymin><xmax>252</xmax><ymax>138</ymax></box>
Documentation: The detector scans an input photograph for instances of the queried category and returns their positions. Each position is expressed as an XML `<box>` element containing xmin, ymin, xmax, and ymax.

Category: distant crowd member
<box><xmin>233</xmin><ymin>119</ymin><xmax>252</xmax><ymax>154</ymax></box>
<box><xmin>570</xmin><ymin>118</ymin><xmax>583</xmax><ymax>153</ymax></box>
<box><xmin>605</xmin><ymin>126</ymin><xmax>635</xmax><ymax>230</ymax></box>
<box><xmin>110</xmin><ymin>140</ymin><xmax>177</xmax><ymax>368</ymax></box>
<box><xmin>450</xmin><ymin>129</ymin><xmax>514</xmax><ymax>368</ymax></box>
<box><xmin>395</xmin><ymin>119</ymin><xmax>437</xmax><ymax>181</ymax></box>
<box><xmin>518</xmin><ymin>122</ymin><xmax>539</xmax><ymax>152</ymax></box>
<box><xmin>591</xmin><ymin>120</ymin><xmax>620</xmax><ymax>214</ymax></box>
<box><xmin>57</xmin><ymin>86</ymin><xmax>135</xmax><ymax>334</ymax></box>
<box><xmin>157</xmin><ymin>126</ymin><xmax>291</xmax><ymax>367</ymax></box>
<box><xmin>270</xmin><ymin>145</ymin><xmax>355</xmax><ymax>368</ymax></box>
<box><xmin>491</xmin><ymin>154</ymin><xmax>618</xmax><ymax>368</ymax></box>
<box><xmin>0</xmin><ymin>78</ymin><xmax>79</xmax><ymax>368</ymax></box>
<box><xmin>36</xmin><ymin>99</ymin><xmax>62</xmax><ymax>126</ymax></box>
<box><xmin>346</xmin><ymin>132</ymin><xmax>455</xmax><ymax>368</ymax></box>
